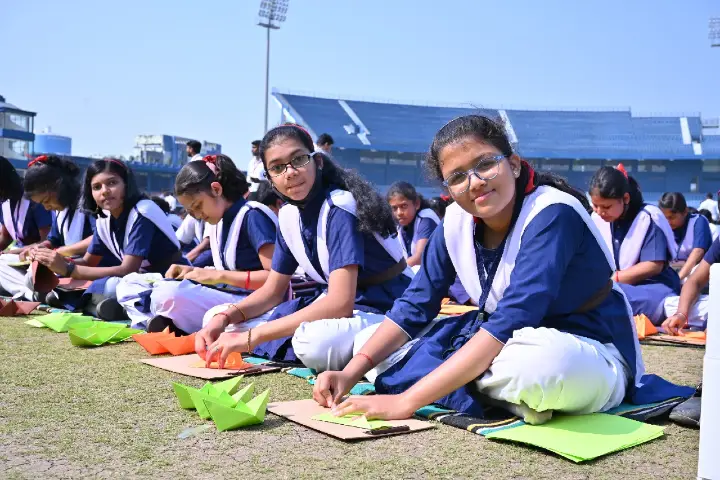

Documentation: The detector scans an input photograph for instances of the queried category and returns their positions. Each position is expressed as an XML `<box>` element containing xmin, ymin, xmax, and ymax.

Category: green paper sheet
<box><xmin>312</xmin><ymin>413</ymin><xmax>392</xmax><ymax>431</ymax></box>
<box><xmin>485</xmin><ymin>413</ymin><xmax>664</xmax><ymax>462</ymax></box>
<box><xmin>25</xmin><ymin>318</ymin><xmax>46</xmax><ymax>328</ymax></box>
<box><xmin>204</xmin><ymin>389</ymin><xmax>270</xmax><ymax>431</ymax></box>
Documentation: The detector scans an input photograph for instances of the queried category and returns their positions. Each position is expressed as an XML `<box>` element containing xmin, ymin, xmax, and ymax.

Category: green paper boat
<box><xmin>173</xmin><ymin>375</ymin><xmax>252</xmax><ymax>410</ymax></box>
<box><xmin>68</xmin><ymin>323</ymin><xmax>143</xmax><ymax>347</ymax></box>
<box><xmin>172</xmin><ymin>376</ymin><xmax>246</xmax><ymax>410</ymax></box>
<box><xmin>36</xmin><ymin>312</ymin><xmax>91</xmax><ymax>332</ymax></box>
<box><xmin>25</xmin><ymin>318</ymin><xmax>46</xmax><ymax>328</ymax></box>
<box><xmin>203</xmin><ymin>389</ymin><xmax>270</xmax><ymax>431</ymax></box>
<box><xmin>192</xmin><ymin>383</ymin><xmax>256</xmax><ymax>420</ymax></box>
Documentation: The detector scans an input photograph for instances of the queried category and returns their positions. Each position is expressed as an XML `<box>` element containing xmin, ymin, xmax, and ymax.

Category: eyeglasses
<box><xmin>266</xmin><ymin>154</ymin><xmax>313</xmax><ymax>178</ymax></box>
<box><xmin>442</xmin><ymin>155</ymin><xmax>504</xmax><ymax>197</ymax></box>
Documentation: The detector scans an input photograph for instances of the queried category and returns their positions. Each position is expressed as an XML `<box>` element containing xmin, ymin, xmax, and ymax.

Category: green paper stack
<box><xmin>173</xmin><ymin>376</ymin><xmax>270</xmax><ymax>431</ymax></box>
<box><xmin>68</xmin><ymin>322</ymin><xmax>143</xmax><ymax>347</ymax></box>
<box><xmin>485</xmin><ymin>413</ymin><xmax>665</xmax><ymax>462</ymax></box>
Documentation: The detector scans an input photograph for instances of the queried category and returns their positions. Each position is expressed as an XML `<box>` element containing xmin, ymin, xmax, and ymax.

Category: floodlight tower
<box><xmin>257</xmin><ymin>0</ymin><xmax>289</xmax><ymax>133</ymax></box>
<box><xmin>710</xmin><ymin>17</ymin><xmax>720</xmax><ymax>47</ymax></box>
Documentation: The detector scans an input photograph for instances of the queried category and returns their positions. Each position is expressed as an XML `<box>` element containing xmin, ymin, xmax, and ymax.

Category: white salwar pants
<box><xmin>0</xmin><ymin>259</ymin><xmax>33</xmax><ymax>300</ymax></box>
<box><xmin>116</xmin><ymin>275</ymin><xmax>250</xmax><ymax>332</ymax></box>
<box><xmin>354</xmin><ymin>325</ymin><xmax>630</xmax><ymax>425</ymax></box>
<box><xmin>202</xmin><ymin>303</ymin><xmax>385</xmax><ymax>372</ymax></box>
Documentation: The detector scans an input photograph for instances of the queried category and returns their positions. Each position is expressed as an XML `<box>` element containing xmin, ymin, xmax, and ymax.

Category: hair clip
<box><xmin>615</xmin><ymin>163</ymin><xmax>628</xmax><ymax>179</ymax></box>
<box><xmin>28</xmin><ymin>155</ymin><xmax>48</xmax><ymax>167</ymax></box>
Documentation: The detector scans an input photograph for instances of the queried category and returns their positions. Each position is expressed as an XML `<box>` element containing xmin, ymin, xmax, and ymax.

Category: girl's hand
<box><xmin>330</xmin><ymin>394</ymin><xmax>417</xmax><ymax>421</ymax></box>
<box><xmin>313</xmin><ymin>371</ymin><xmax>357</xmax><ymax>408</ymax></box>
<box><xmin>183</xmin><ymin>268</ymin><xmax>221</xmax><ymax>285</ymax></box>
<box><xmin>205</xmin><ymin>331</ymin><xmax>250</xmax><ymax>369</ymax></box>
<box><xmin>194</xmin><ymin>313</ymin><xmax>229</xmax><ymax>358</ymax></box>
<box><xmin>31</xmin><ymin>248</ymin><xmax>70</xmax><ymax>275</ymax></box>
<box><xmin>662</xmin><ymin>313</ymin><xmax>688</xmax><ymax>336</ymax></box>
<box><xmin>165</xmin><ymin>264</ymin><xmax>194</xmax><ymax>280</ymax></box>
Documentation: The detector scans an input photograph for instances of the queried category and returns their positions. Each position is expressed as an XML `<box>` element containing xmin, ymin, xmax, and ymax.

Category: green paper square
<box><xmin>485</xmin><ymin>413</ymin><xmax>664</xmax><ymax>462</ymax></box>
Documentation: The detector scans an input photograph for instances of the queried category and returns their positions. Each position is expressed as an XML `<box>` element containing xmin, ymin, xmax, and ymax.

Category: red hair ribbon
<box><xmin>28</xmin><ymin>155</ymin><xmax>48</xmax><ymax>168</ymax></box>
<box><xmin>615</xmin><ymin>163</ymin><xmax>628</xmax><ymax>179</ymax></box>
<box><xmin>522</xmin><ymin>160</ymin><xmax>535</xmax><ymax>194</ymax></box>
<box><xmin>203</xmin><ymin>155</ymin><xmax>218</xmax><ymax>174</ymax></box>
<box><xmin>440</xmin><ymin>194</ymin><xmax>450</xmax><ymax>202</ymax></box>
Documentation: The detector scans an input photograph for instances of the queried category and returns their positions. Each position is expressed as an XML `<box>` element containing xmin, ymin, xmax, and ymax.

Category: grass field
<box><xmin>0</xmin><ymin>315</ymin><xmax>704</xmax><ymax>479</ymax></box>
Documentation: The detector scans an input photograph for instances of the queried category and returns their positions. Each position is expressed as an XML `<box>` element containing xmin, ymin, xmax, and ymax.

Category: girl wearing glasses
<box><xmin>0</xmin><ymin>155</ymin><xmax>52</xmax><ymax>256</ymax></box>
<box><xmin>196</xmin><ymin>124</ymin><xmax>413</xmax><ymax>371</ymax></box>
<box><xmin>311</xmin><ymin>115</ymin><xmax>691</xmax><ymax>423</ymax></box>
<box><xmin>30</xmin><ymin>159</ymin><xmax>183</xmax><ymax>319</ymax></box>
<box><xmin>658</xmin><ymin>192</ymin><xmax>712</xmax><ymax>282</ymax></box>
<box><xmin>120</xmin><ymin>154</ymin><xmax>278</xmax><ymax>333</ymax></box>
<box><xmin>589</xmin><ymin>166</ymin><xmax>681</xmax><ymax>325</ymax></box>
<box><xmin>0</xmin><ymin>155</ymin><xmax>99</xmax><ymax>302</ymax></box>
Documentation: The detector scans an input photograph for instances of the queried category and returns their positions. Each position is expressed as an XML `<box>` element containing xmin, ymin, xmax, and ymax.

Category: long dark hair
<box><xmin>24</xmin><ymin>155</ymin><xmax>81</xmax><ymax>209</ymax></box>
<box><xmin>589</xmin><ymin>166</ymin><xmax>644</xmax><ymax>221</ymax></box>
<box><xmin>259</xmin><ymin>124</ymin><xmax>397</xmax><ymax>237</ymax></box>
<box><xmin>659</xmin><ymin>192</ymin><xmax>688</xmax><ymax>214</ymax></box>
<box><xmin>175</xmin><ymin>154</ymin><xmax>248</xmax><ymax>202</ymax></box>
<box><xmin>0</xmin><ymin>156</ymin><xmax>23</xmax><ymax>203</ymax></box>
<box><xmin>80</xmin><ymin>159</ymin><xmax>143</xmax><ymax>217</ymax></box>
<box><xmin>386</xmin><ymin>181</ymin><xmax>432</xmax><ymax>211</ymax></box>
<box><xmin>426</xmin><ymin>115</ymin><xmax>589</xmax><ymax>211</ymax></box>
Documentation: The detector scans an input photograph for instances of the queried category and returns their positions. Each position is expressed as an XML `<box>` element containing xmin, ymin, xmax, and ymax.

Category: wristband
<box><xmin>245</xmin><ymin>271</ymin><xmax>251</xmax><ymax>290</ymax></box>
<box><xmin>615</xmin><ymin>271</ymin><xmax>620</xmax><ymax>282</ymax></box>
<box><xmin>356</xmin><ymin>352</ymin><xmax>375</xmax><ymax>369</ymax></box>
<box><xmin>676</xmin><ymin>311</ymin><xmax>689</xmax><ymax>327</ymax></box>
<box><xmin>215</xmin><ymin>312</ymin><xmax>231</xmax><ymax>328</ymax></box>
<box><xmin>65</xmin><ymin>261</ymin><xmax>76</xmax><ymax>278</ymax></box>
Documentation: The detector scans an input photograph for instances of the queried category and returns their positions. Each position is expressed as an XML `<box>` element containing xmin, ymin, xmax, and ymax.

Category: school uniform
<box><xmin>0</xmin><ymin>196</ymin><xmax>53</xmax><ymax>247</ymax></box>
<box><xmin>398</xmin><ymin>209</ymin><xmax>440</xmax><ymax>271</ymax></box>
<box><xmin>672</xmin><ymin>213</ymin><xmax>712</xmax><ymax>262</ymax></box>
<box><xmin>664</xmin><ymin>237</ymin><xmax>720</xmax><ymax>330</ymax></box>
<box><xmin>0</xmin><ymin>203</ymin><xmax>91</xmax><ymax>300</ymax></box>
<box><xmin>127</xmin><ymin>199</ymin><xmax>279</xmax><ymax>332</ymax></box>
<box><xmin>593</xmin><ymin>205</ymin><xmax>681</xmax><ymax>325</ymax></box>
<box><xmin>354</xmin><ymin>186</ymin><xmax>692</xmax><ymax>421</ymax></box>
<box><xmin>398</xmin><ymin>207</ymin><xmax>469</xmax><ymax>304</ymax></box>
<box><xmin>86</xmin><ymin>199</ymin><xmax>183</xmax><ymax>305</ymax></box>
<box><xmin>203</xmin><ymin>187</ymin><xmax>414</xmax><ymax>370</ymax></box>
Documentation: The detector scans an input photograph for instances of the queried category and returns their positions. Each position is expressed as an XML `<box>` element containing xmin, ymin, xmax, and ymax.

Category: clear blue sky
<box><xmin>3</xmin><ymin>0</ymin><xmax>719</xmax><ymax>161</ymax></box>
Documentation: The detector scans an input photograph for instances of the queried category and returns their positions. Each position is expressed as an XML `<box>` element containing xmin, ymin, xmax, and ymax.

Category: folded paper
<box><xmin>69</xmin><ymin>323</ymin><xmax>143</xmax><ymax>347</ymax></box>
<box><xmin>133</xmin><ymin>328</ymin><xmax>197</xmax><ymax>356</ymax></box>
<box><xmin>203</xmin><ymin>389</ymin><xmax>270</xmax><ymax>431</ymax></box>
<box><xmin>312</xmin><ymin>413</ymin><xmax>392</xmax><ymax>430</ymax></box>
<box><xmin>31</xmin><ymin>261</ymin><xmax>59</xmax><ymax>293</ymax></box>
<box><xmin>190</xmin><ymin>352</ymin><xmax>252</xmax><ymax>370</ymax></box>
<box><xmin>485</xmin><ymin>413</ymin><xmax>664</xmax><ymax>462</ymax></box>
<box><xmin>172</xmin><ymin>376</ymin><xmax>246</xmax><ymax>410</ymax></box>
<box><xmin>24</xmin><ymin>318</ymin><xmax>46</xmax><ymax>328</ymax></box>
<box><xmin>267</xmin><ymin>399</ymin><xmax>434</xmax><ymax>441</ymax></box>
<box><xmin>35</xmin><ymin>312</ymin><xmax>93</xmax><ymax>332</ymax></box>
<box><xmin>0</xmin><ymin>299</ymin><xmax>41</xmax><ymax>316</ymax></box>
<box><xmin>634</xmin><ymin>314</ymin><xmax>658</xmax><ymax>340</ymax></box>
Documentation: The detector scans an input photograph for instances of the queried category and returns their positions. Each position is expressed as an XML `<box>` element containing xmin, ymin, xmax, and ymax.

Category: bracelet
<box><xmin>228</xmin><ymin>303</ymin><xmax>247</xmax><ymax>323</ymax></box>
<box><xmin>245</xmin><ymin>271</ymin><xmax>251</xmax><ymax>290</ymax></box>
<box><xmin>356</xmin><ymin>352</ymin><xmax>375</xmax><ymax>369</ymax></box>
<box><xmin>247</xmin><ymin>328</ymin><xmax>253</xmax><ymax>352</ymax></box>
<box><xmin>615</xmin><ymin>271</ymin><xmax>620</xmax><ymax>283</ymax></box>
<box><xmin>676</xmin><ymin>312</ymin><xmax>689</xmax><ymax>326</ymax></box>
<box><xmin>65</xmin><ymin>261</ymin><xmax>76</xmax><ymax>278</ymax></box>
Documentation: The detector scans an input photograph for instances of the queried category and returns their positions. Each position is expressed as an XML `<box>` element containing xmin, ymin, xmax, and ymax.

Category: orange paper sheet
<box><xmin>191</xmin><ymin>352</ymin><xmax>253</xmax><ymax>370</ymax></box>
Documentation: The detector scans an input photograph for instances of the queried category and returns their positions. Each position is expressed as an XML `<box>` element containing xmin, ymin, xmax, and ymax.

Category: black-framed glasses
<box><xmin>266</xmin><ymin>154</ymin><xmax>313</xmax><ymax>178</ymax></box>
<box><xmin>442</xmin><ymin>155</ymin><xmax>504</xmax><ymax>197</ymax></box>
